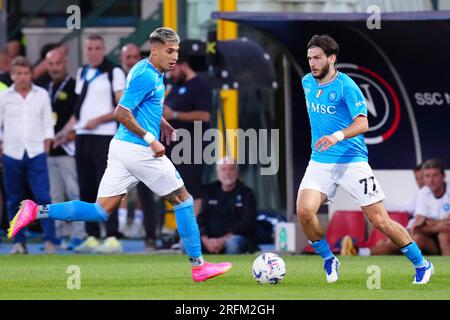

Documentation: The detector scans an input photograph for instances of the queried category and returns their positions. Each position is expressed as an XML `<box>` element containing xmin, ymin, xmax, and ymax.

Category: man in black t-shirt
<box><xmin>164</xmin><ymin>52</ymin><xmax>212</xmax><ymax>215</ymax></box>
<box><xmin>41</xmin><ymin>49</ymin><xmax>85</xmax><ymax>250</ymax></box>
<box><xmin>194</xmin><ymin>157</ymin><xmax>258</xmax><ymax>254</ymax></box>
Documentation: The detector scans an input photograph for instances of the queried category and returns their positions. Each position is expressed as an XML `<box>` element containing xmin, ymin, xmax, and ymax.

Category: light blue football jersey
<box><xmin>302</xmin><ymin>71</ymin><xmax>368</xmax><ymax>163</ymax></box>
<box><xmin>115</xmin><ymin>58</ymin><xmax>164</xmax><ymax>146</ymax></box>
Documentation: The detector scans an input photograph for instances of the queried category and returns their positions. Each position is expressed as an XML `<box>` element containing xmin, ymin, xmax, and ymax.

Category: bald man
<box><xmin>193</xmin><ymin>157</ymin><xmax>258</xmax><ymax>254</ymax></box>
<box><xmin>120</xmin><ymin>43</ymin><xmax>141</xmax><ymax>75</ymax></box>
<box><xmin>42</xmin><ymin>49</ymin><xmax>86</xmax><ymax>250</ymax></box>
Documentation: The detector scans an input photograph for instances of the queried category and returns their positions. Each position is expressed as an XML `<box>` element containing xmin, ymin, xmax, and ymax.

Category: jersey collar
<box><xmin>316</xmin><ymin>71</ymin><xmax>339</xmax><ymax>87</ymax></box>
<box><xmin>147</xmin><ymin>58</ymin><xmax>164</xmax><ymax>76</ymax></box>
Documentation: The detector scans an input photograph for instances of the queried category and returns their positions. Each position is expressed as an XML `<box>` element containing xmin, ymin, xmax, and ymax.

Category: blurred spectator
<box><xmin>0</xmin><ymin>48</ymin><xmax>12</xmax><ymax>90</ymax></box>
<box><xmin>412</xmin><ymin>158</ymin><xmax>450</xmax><ymax>255</ymax></box>
<box><xmin>0</xmin><ymin>132</ymin><xmax>5</xmax><ymax>239</ymax></box>
<box><xmin>119</xmin><ymin>43</ymin><xmax>161</xmax><ymax>252</ymax></box>
<box><xmin>118</xmin><ymin>192</ymin><xmax>145</xmax><ymax>239</ymax></box>
<box><xmin>33</xmin><ymin>44</ymin><xmax>69</xmax><ymax>82</ymax></box>
<box><xmin>164</xmin><ymin>48</ymin><xmax>212</xmax><ymax>216</ymax></box>
<box><xmin>0</xmin><ymin>42</ymin><xmax>6</xmax><ymax>230</ymax></box>
<box><xmin>41</xmin><ymin>48</ymin><xmax>86</xmax><ymax>250</ymax></box>
<box><xmin>120</xmin><ymin>43</ymin><xmax>141</xmax><ymax>74</ymax></box>
<box><xmin>0</xmin><ymin>37</ymin><xmax>7</xmax><ymax>234</ymax></box>
<box><xmin>341</xmin><ymin>163</ymin><xmax>424</xmax><ymax>256</ymax></box>
<box><xmin>186</xmin><ymin>157</ymin><xmax>258</xmax><ymax>254</ymax></box>
<box><xmin>6</xmin><ymin>11</ymin><xmax>26</xmax><ymax>59</ymax></box>
<box><xmin>0</xmin><ymin>56</ymin><xmax>57</xmax><ymax>254</ymax></box>
<box><xmin>0</xmin><ymin>166</ymin><xmax>4</xmax><ymax>238</ymax></box>
<box><xmin>53</xmin><ymin>34</ymin><xmax>126</xmax><ymax>253</ymax></box>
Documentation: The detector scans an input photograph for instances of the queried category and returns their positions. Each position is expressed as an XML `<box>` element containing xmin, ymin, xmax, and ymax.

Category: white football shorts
<box><xmin>298</xmin><ymin>160</ymin><xmax>385</xmax><ymax>207</ymax></box>
<box><xmin>97</xmin><ymin>139</ymin><xmax>184</xmax><ymax>197</ymax></box>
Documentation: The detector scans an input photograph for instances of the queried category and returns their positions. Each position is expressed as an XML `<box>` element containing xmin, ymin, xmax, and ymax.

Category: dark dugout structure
<box><xmin>212</xmin><ymin>11</ymin><xmax>450</xmax><ymax>227</ymax></box>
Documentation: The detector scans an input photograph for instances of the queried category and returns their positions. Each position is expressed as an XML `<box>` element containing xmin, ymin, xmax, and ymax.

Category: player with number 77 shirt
<box><xmin>296</xmin><ymin>34</ymin><xmax>433</xmax><ymax>285</ymax></box>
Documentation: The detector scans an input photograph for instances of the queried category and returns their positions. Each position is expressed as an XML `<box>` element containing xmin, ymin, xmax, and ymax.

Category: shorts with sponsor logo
<box><xmin>299</xmin><ymin>160</ymin><xmax>385</xmax><ymax>207</ymax></box>
<box><xmin>98</xmin><ymin>139</ymin><xmax>184</xmax><ymax>197</ymax></box>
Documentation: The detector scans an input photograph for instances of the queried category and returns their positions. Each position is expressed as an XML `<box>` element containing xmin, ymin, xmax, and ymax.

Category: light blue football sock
<box><xmin>174</xmin><ymin>196</ymin><xmax>203</xmax><ymax>265</ymax></box>
<box><xmin>38</xmin><ymin>201</ymin><xmax>109</xmax><ymax>222</ymax></box>
<box><xmin>310</xmin><ymin>239</ymin><xmax>334</xmax><ymax>261</ymax></box>
<box><xmin>401</xmin><ymin>242</ymin><xmax>428</xmax><ymax>268</ymax></box>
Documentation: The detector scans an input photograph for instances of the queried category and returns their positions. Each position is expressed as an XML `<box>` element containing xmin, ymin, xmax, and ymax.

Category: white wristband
<box><xmin>143</xmin><ymin>132</ymin><xmax>156</xmax><ymax>145</ymax></box>
<box><xmin>332</xmin><ymin>130</ymin><xmax>345</xmax><ymax>142</ymax></box>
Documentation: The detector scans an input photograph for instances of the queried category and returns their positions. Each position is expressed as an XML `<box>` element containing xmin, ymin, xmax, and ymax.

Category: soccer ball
<box><xmin>252</xmin><ymin>252</ymin><xmax>286</xmax><ymax>284</ymax></box>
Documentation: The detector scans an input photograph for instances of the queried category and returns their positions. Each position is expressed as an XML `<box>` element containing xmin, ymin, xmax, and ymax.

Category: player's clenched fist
<box><xmin>150</xmin><ymin>139</ymin><xmax>166</xmax><ymax>157</ymax></box>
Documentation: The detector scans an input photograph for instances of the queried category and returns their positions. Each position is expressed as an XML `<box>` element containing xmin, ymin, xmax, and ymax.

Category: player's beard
<box><xmin>312</xmin><ymin>63</ymin><xmax>330</xmax><ymax>80</ymax></box>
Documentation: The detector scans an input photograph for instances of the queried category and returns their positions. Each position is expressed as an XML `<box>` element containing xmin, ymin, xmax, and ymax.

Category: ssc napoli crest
<box><xmin>328</xmin><ymin>91</ymin><xmax>337</xmax><ymax>101</ymax></box>
<box><xmin>337</xmin><ymin>63</ymin><xmax>401</xmax><ymax>145</ymax></box>
<box><xmin>178</xmin><ymin>86</ymin><xmax>187</xmax><ymax>95</ymax></box>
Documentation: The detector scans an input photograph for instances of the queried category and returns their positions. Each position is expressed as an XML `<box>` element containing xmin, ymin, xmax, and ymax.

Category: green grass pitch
<box><xmin>0</xmin><ymin>254</ymin><xmax>449</xmax><ymax>300</ymax></box>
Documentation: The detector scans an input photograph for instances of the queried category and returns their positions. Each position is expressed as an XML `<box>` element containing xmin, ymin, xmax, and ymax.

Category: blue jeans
<box><xmin>224</xmin><ymin>235</ymin><xmax>248</xmax><ymax>254</ymax></box>
<box><xmin>180</xmin><ymin>235</ymin><xmax>248</xmax><ymax>254</ymax></box>
<box><xmin>3</xmin><ymin>152</ymin><xmax>56</xmax><ymax>244</ymax></box>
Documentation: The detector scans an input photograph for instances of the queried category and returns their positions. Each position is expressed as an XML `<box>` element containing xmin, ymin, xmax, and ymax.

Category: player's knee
<box><xmin>296</xmin><ymin>204</ymin><xmax>315</xmax><ymax>222</ymax></box>
<box><xmin>96</xmin><ymin>195</ymin><xmax>123</xmax><ymax>216</ymax></box>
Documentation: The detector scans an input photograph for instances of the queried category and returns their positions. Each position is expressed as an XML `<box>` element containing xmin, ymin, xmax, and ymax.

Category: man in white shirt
<box><xmin>53</xmin><ymin>34</ymin><xmax>126</xmax><ymax>253</ymax></box>
<box><xmin>412</xmin><ymin>158</ymin><xmax>450</xmax><ymax>256</ymax></box>
<box><xmin>0</xmin><ymin>56</ymin><xmax>57</xmax><ymax>254</ymax></box>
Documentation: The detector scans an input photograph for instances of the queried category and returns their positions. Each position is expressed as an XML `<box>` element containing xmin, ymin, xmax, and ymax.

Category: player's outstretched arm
<box><xmin>114</xmin><ymin>105</ymin><xmax>165</xmax><ymax>157</ymax></box>
<box><xmin>315</xmin><ymin>115</ymin><xmax>368</xmax><ymax>152</ymax></box>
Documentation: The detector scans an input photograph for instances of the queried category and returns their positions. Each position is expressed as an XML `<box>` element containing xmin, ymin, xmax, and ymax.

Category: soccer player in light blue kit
<box><xmin>8</xmin><ymin>27</ymin><xmax>231</xmax><ymax>282</ymax></box>
<box><xmin>297</xmin><ymin>35</ymin><xmax>433</xmax><ymax>284</ymax></box>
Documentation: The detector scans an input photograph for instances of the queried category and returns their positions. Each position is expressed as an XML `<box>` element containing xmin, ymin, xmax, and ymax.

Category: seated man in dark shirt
<box><xmin>195</xmin><ymin>157</ymin><xmax>258</xmax><ymax>254</ymax></box>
